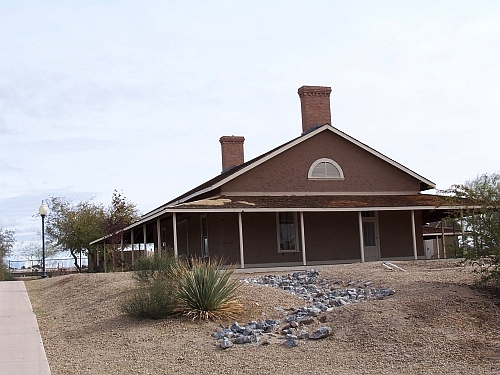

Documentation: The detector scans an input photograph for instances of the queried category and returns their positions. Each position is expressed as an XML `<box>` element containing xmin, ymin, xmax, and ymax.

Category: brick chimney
<box><xmin>219</xmin><ymin>136</ymin><xmax>245</xmax><ymax>172</ymax></box>
<box><xmin>297</xmin><ymin>85</ymin><xmax>332</xmax><ymax>133</ymax></box>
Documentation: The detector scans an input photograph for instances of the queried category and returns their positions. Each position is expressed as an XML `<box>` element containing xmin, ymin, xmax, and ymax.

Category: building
<box><xmin>91</xmin><ymin>85</ymin><xmax>466</xmax><ymax>269</ymax></box>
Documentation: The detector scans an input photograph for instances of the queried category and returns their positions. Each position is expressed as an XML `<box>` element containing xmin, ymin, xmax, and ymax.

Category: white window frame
<box><xmin>307</xmin><ymin>158</ymin><xmax>345</xmax><ymax>180</ymax></box>
<box><xmin>276</xmin><ymin>212</ymin><xmax>300</xmax><ymax>253</ymax></box>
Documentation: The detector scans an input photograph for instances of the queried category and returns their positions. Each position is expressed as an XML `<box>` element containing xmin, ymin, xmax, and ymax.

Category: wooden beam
<box><xmin>411</xmin><ymin>210</ymin><xmax>418</xmax><ymax>260</ymax></box>
<box><xmin>300</xmin><ymin>212</ymin><xmax>306</xmax><ymax>266</ymax></box>
<box><xmin>238</xmin><ymin>212</ymin><xmax>244</xmax><ymax>269</ymax></box>
<box><xmin>173</xmin><ymin>212</ymin><xmax>178</xmax><ymax>258</ymax></box>
<box><xmin>358</xmin><ymin>212</ymin><xmax>365</xmax><ymax>263</ymax></box>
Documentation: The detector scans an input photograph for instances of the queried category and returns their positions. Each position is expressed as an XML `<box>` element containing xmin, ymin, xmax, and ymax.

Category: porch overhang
<box><xmin>90</xmin><ymin>194</ymin><xmax>473</xmax><ymax>245</ymax></box>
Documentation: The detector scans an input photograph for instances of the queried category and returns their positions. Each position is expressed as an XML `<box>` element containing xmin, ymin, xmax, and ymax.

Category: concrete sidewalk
<box><xmin>0</xmin><ymin>281</ymin><xmax>51</xmax><ymax>375</ymax></box>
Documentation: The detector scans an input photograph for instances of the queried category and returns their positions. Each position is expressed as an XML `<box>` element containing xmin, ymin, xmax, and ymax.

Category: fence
<box><xmin>7</xmin><ymin>257</ymin><xmax>89</xmax><ymax>276</ymax></box>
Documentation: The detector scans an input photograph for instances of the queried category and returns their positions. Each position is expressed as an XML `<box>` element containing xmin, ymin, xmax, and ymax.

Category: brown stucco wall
<box><xmin>154</xmin><ymin>209</ymin><xmax>425</xmax><ymax>267</ymax></box>
<box><xmin>304</xmin><ymin>211</ymin><xmax>361</xmax><ymax>262</ymax></box>
<box><xmin>222</xmin><ymin>130</ymin><xmax>421</xmax><ymax>194</ymax></box>
<box><xmin>378</xmin><ymin>210</ymin><xmax>424</xmax><ymax>258</ymax></box>
<box><xmin>241</xmin><ymin>212</ymin><xmax>303</xmax><ymax>265</ymax></box>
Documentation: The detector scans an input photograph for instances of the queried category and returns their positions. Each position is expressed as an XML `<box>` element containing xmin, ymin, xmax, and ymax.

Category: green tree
<box><xmin>45</xmin><ymin>197</ymin><xmax>107</xmax><ymax>272</ymax></box>
<box><xmin>0</xmin><ymin>228</ymin><xmax>15</xmax><ymax>280</ymax></box>
<box><xmin>444</xmin><ymin>173</ymin><xmax>500</xmax><ymax>288</ymax></box>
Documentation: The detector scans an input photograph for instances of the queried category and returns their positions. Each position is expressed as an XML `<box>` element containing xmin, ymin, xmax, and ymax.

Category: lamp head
<box><xmin>38</xmin><ymin>201</ymin><xmax>48</xmax><ymax>217</ymax></box>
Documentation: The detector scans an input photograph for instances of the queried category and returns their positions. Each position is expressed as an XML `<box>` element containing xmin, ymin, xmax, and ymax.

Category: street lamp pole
<box><xmin>39</xmin><ymin>201</ymin><xmax>48</xmax><ymax>279</ymax></box>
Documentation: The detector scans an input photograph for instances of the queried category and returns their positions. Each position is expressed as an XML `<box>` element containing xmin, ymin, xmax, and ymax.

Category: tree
<box><xmin>45</xmin><ymin>197</ymin><xmax>107</xmax><ymax>272</ymax></box>
<box><xmin>444</xmin><ymin>173</ymin><xmax>500</xmax><ymax>288</ymax></box>
<box><xmin>19</xmin><ymin>241</ymin><xmax>59</xmax><ymax>264</ymax></box>
<box><xmin>44</xmin><ymin>192</ymin><xmax>139</xmax><ymax>272</ymax></box>
<box><xmin>104</xmin><ymin>190</ymin><xmax>140</xmax><ymax>271</ymax></box>
<box><xmin>0</xmin><ymin>228</ymin><xmax>15</xmax><ymax>279</ymax></box>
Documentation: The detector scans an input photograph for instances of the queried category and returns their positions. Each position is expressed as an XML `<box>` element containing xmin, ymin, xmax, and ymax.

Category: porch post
<box><xmin>120</xmin><ymin>234</ymin><xmax>124</xmax><ymax>272</ymax></box>
<box><xmin>300</xmin><ymin>212</ymin><xmax>306</xmax><ymax>266</ymax></box>
<box><xmin>238</xmin><ymin>212</ymin><xmax>245</xmax><ymax>269</ymax></box>
<box><xmin>411</xmin><ymin>210</ymin><xmax>418</xmax><ymax>260</ymax></box>
<box><xmin>96</xmin><ymin>245</ymin><xmax>100</xmax><ymax>267</ymax></box>
<box><xmin>103</xmin><ymin>241</ymin><xmax>107</xmax><ymax>273</ymax></box>
<box><xmin>143</xmin><ymin>224</ymin><xmax>147</xmax><ymax>258</ymax></box>
<box><xmin>156</xmin><ymin>218</ymin><xmax>161</xmax><ymax>255</ymax></box>
<box><xmin>173</xmin><ymin>212</ymin><xmax>178</xmax><ymax>258</ymax></box>
<box><xmin>436</xmin><ymin>235</ymin><xmax>441</xmax><ymax>259</ymax></box>
<box><xmin>460</xmin><ymin>209</ymin><xmax>464</xmax><ymax>253</ymax></box>
<box><xmin>441</xmin><ymin>219</ymin><xmax>446</xmax><ymax>258</ymax></box>
<box><xmin>131</xmin><ymin>229</ymin><xmax>135</xmax><ymax>265</ymax></box>
<box><xmin>358</xmin><ymin>212</ymin><xmax>365</xmax><ymax>263</ymax></box>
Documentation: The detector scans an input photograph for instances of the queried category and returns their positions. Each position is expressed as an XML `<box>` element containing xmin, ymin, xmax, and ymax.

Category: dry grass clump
<box><xmin>121</xmin><ymin>254</ymin><xmax>242</xmax><ymax>321</ymax></box>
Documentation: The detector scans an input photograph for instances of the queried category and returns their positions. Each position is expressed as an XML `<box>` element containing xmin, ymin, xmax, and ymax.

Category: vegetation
<box><xmin>176</xmin><ymin>258</ymin><xmax>243</xmax><ymax>320</ymax></box>
<box><xmin>444</xmin><ymin>173</ymin><xmax>500</xmax><ymax>289</ymax></box>
<box><xmin>45</xmin><ymin>191</ymin><xmax>139</xmax><ymax>272</ymax></box>
<box><xmin>121</xmin><ymin>254</ymin><xmax>242</xmax><ymax>320</ymax></box>
<box><xmin>46</xmin><ymin>197</ymin><xmax>107</xmax><ymax>272</ymax></box>
<box><xmin>121</xmin><ymin>253</ymin><xmax>182</xmax><ymax>319</ymax></box>
<box><xmin>18</xmin><ymin>241</ymin><xmax>59</xmax><ymax>264</ymax></box>
<box><xmin>0</xmin><ymin>228</ymin><xmax>15</xmax><ymax>280</ymax></box>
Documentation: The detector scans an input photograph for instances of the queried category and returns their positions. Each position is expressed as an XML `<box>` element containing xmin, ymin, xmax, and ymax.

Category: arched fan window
<box><xmin>308</xmin><ymin>158</ymin><xmax>344</xmax><ymax>180</ymax></box>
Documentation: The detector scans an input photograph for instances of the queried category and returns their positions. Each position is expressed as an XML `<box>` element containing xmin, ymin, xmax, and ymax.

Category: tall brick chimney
<box><xmin>297</xmin><ymin>85</ymin><xmax>332</xmax><ymax>133</ymax></box>
<box><xmin>219</xmin><ymin>136</ymin><xmax>245</xmax><ymax>172</ymax></box>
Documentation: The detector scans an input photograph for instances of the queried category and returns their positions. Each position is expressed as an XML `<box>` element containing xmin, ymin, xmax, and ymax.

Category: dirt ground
<box><xmin>25</xmin><ymin>260</ymin><xmax>500</xmax><ymax>375</ymax></box>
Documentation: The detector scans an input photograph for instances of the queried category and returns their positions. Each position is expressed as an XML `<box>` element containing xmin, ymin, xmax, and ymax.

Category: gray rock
<box><xmin>220</xmin><ymin>337</ymin><xmax>233</xmax><ymax>349</ymax></box>
<box><xmin>283</xmin><ymin>338</ymin><xmax>298</xmax><ymax>348</ymax></box>
<box><xmin>233</xmin><ymin>335</ymin><xmax>253</xmax><ymax>344</ymax></box>
<box><xmin>297</xmin><ymin>330</ymin><xmax>309</xmax><ymax>339</ymax></box>
<box><xmin>309</xmin><ymin>326</ymin><xmax>332</xmax><ymax>340</ymax></box>
<box><xmin>230</xmin><ymin>322</ymin><xmax>245</xmax><ymax>334</ymax></box>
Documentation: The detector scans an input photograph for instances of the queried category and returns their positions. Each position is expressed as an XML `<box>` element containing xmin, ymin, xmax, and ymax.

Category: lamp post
<box><xmin>38</xmin><ymin>201</ymin><xmax>48</xmax><ymax>279</ymax></box>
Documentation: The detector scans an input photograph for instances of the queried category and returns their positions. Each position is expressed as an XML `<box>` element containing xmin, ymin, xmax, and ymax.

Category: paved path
<box><xmin>0</xmin><ymin>281</ymin><xmax>51</xmax><ymax>375</ymax></box>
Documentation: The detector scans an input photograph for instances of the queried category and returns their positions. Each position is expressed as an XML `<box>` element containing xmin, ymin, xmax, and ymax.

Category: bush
<box><xmin>121</xmin><ymin>254</ymin><xmax>242</xmax><ymax>321</ymax></box>
<box><xmin>121</xmin><ymin>254</ymin><xmax>182</xmax><ymax>319</ymax></box>
<box><xmin>176</xmin><ymin>258</ymin><xmax>243</xmax><ymax>321</ymax></box>
<box><xmin>0</xmin><ymin>267</ymin><xmax>14</xmax><ymax>281</ymax></box>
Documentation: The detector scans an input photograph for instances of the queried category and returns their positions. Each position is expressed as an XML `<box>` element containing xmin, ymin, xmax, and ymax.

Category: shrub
<box><xmin>122</xmin><ymin>254</ymin><xmax>242</xmax><ymax>321</ymax></box>
<box><xmin>176</xmin><ymin>258</ymin><xmax>243</xmax><ymax>321</ymax></box>
<box><xmin>121</xmin><ymin>253</ymin><xmax>182</xmax><ymax>319</ymax></box>
<box><xmin>0</xmin><ymin>267</ymin><xmax>14</xmax><ymax>281</ymax></box>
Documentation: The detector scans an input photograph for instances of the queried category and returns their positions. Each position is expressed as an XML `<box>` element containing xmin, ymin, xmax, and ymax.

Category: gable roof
<box><xmin>139</xmin><ymin>124</ymin><xmax>435</xmax><ymax>222</ymax></box>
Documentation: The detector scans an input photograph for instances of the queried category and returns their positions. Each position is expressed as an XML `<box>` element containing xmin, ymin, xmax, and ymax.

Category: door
<box><xmin>362</xmin><ymin>212</ymin><xmax>380</xmax><ymax>261</ymax></box>
<box><xmin>424</xmin><ymin>239</ymin><xmax>435</xmax><ymax>259</ymax></box>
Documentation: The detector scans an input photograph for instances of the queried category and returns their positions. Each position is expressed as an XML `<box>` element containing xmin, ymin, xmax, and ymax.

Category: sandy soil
<box><xmin>25</xmin><ymin>260</ymin><xmax>500</xmax><ymax>375</ymax></box>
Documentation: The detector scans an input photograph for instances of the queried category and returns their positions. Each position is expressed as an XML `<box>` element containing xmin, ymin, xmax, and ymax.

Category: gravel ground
<box><xmin>25</xmin><ymin>260</ymin><xmax>500</xmax><ymax>375</ymax></box>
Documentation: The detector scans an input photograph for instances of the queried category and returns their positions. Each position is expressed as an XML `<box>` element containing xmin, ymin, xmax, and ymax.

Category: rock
<box><xmin>297</xmin><ymin>316</ymin><xmax>315</xmax><ymax>325</ymax></box>
<box><xmin>297</xmin><ymin>330</ymin><xmax>309</xmax><ymax>339</ymax></box>
<box><xmin>233</xmin><ymin>335</ymin><xmax>253</xmax><ymax>344</ymax></box>
<box><xmin>220</xmin><ymin>338</ymin><xmax>233</xmax><ymax>349</ymax></box>
<box><xmin>230</xmin><ymin>322</ymin><xmax>245</xmax><ymax>334</ymax></box>
<box><xmin>283</xmin><ymin>338</ymin><xmax>298</xmax><ymax>348</ymax></box>
<box><xmin>309</xmin><ymin>326</ymin><xmax>332</xmax><ymax>340</ymax></box>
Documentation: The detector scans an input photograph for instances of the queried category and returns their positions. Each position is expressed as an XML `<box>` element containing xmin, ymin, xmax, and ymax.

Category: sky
<box><xmin>1</xmin><ymin>0</ymin><xmax>499</xmax><ymax>254</ymax></box>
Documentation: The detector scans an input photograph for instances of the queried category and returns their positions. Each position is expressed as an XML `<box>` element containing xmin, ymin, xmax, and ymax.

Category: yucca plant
<box><xmin>176</xmin><ymin>258</ymin><xmax>243</xmax><ymax>320</ymax></box>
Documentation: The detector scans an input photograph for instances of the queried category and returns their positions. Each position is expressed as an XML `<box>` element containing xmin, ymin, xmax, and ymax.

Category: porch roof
<box><xmin>90</xmin><ymin>194</ymin><xmax>471</xmax><ymax>244</ymax></box>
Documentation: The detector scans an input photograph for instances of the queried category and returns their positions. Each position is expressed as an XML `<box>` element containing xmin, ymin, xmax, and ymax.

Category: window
<box><xmin>277</xmin><ymin>212</ymin><xmax>299</xmax><ymax>252</ymax></box>
<box><xmin>308</xmin><ymin>158</ymin><xmax>344</xmax><ymax>180</ymax></box>
<box><xmin>201</xmin><ymin>215</ymin><xmax>209</xmax><ymax>258</ymax></box>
